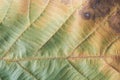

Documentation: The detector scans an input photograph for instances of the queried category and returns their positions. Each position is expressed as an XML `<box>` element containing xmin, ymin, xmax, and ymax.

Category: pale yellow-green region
<box><xmin>0</xmin><ymin>0</ymin><xmax>12</xmax><ymax>22</ymax></box>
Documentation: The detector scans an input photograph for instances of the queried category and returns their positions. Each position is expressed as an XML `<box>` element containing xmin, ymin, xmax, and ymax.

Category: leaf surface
<box><xmin>0</xmin><ymin>0</ymin><xmax>120</xmax><ymax>80</ymax></box>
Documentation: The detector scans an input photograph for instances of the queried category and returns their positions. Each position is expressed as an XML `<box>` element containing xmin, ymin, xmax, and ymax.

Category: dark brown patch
<box><xmin>108</xmin><ymin>10</ymin><xmax>120</xmax><ymax>33</ymax></box>
<box><xmin>80</xmin><ymin>0</ymin><xmax>114</xmax><ymax>20</ymax></box>
<box><xmin>90</xmin><ymin>0</ymin><xmax>113</xmax><ymax>17</ymax></box>
<box><xmin>80</xmin><ymin>8</ymin><xmax>95</xmax><ymax>20</ymax></box>
<box><xmin>114</xmin><ymin>0</ymin><xmax>120</xmax><ymax>5</ymax></box>
<box><xmin>89</xmin><ymin>0</ymin><xmax>113</xmax><ymax>9</ymax></box>
<box><xmin>84</xmin><ymin>12</ymin><xmax>91</xmax><ymax>20</ymax></box>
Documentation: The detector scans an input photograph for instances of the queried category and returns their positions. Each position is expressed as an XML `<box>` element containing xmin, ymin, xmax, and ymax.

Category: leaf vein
<box><xmin>17</xmin><ymin>62</ymin><xmax>38</xmax><ymax>80</ymax></box>
<box><xmin>0</xmin><ymin>0</ymin><xmax>14</xmax><ymax>24</ymax></box>
<box><xmin>2</xmin><ymin>0</ymin><xmax>50</xmax><ymax>58</ymax></box>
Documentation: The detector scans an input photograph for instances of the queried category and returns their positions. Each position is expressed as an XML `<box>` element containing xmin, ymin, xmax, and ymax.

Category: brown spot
<box><xmin>84</xmin><ymin>12</ymin><xmax>91</xmax><ymax>19</ymax></box>
<box><xmin>80</xmin><ymin>7</ymin><xmax>95</xmax><ymax>20</ymax></box>
<box><xmin>108</xmin><ymin>10</ymin><xmax>120</xmax><ymax>33</ymax></box>
<box><xmin>80</xmin><ymin>0</ymin><xmax>114</xmax><ymax>20</ymax></box>
<box><xmin>80</xmin><ymin>11</ymin><xmax>93</xmax><ymax>20</ymax></box>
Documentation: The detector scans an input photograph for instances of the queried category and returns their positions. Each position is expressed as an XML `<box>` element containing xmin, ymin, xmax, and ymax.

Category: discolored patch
<box><xmin>108</xmin><ymin>10</ymin><xmax>120</xmax><ymax>33</ymax></box>
<box><xmin>90</xmin><ymin>0</ymin><xmax>113</xmax><ymax>17</ymax></box>
<box><xmin>114</xmin><ymin>0</ymin><xmax>120</xmax><ymax>5</ymax></box>
<box><xmin>80</xmin><ymin>10</ymin><xmax>95</xmax><ymax>20</ymax></box>
<box><xmin>89</xmin><ymin>0</ymin><xmax>113</xmax><ymax>8</ymax></box>
<box><xmin>80</xmin><ymin>0</ymin><xmax>114</xmax><ymax>20</ymax></box>
<box><xmin>80</xmin><ymin>8</ymin><xmax>95</xmax><ymax>20</ymax></box>
<box><xmin>84</xmin><ymin>12</ymin><xmax>91</xmax><ymax>19</ymax></box>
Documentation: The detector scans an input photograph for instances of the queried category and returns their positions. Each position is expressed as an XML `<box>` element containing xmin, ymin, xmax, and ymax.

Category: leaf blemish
<box><xmin>80</xmin><ymin>0</ymin><xmax>114</xmax><ymax>20</ymax></box>
<box><xmin>80</xmin><ymin>7</ymin><xmax>95</xmax><ymax>20</ymax></box>
<box><xmin>84</xmin><ymin>12</ymin><xmax>91</xmax><ymax>19</ymax></box>
<box><xmin>108</xmin><ymin>10</ymin><xmax>120</xmax><ymax>33</ymax></box>
<box><xmin>89</xmin><ymin>0</ymin><xmax>100</xmax><ymax>9</ymax></box>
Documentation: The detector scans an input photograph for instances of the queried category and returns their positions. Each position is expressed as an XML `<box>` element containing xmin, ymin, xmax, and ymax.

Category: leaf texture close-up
<box><xmin>0</xmin><ymin>0</ymin><xmax>120</xmax><ymax>80</ymax></box>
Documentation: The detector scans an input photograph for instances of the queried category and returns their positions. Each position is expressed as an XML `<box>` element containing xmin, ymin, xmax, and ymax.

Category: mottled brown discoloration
<box><xmin>108</xmin><ymin>9</ymin><xmax>120</xmax><ymax>33</ymax></box>
<box><xmin>80</xmin><ymin>0</ymin><xmax>116</xmax><ymax>20</ymax></box>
